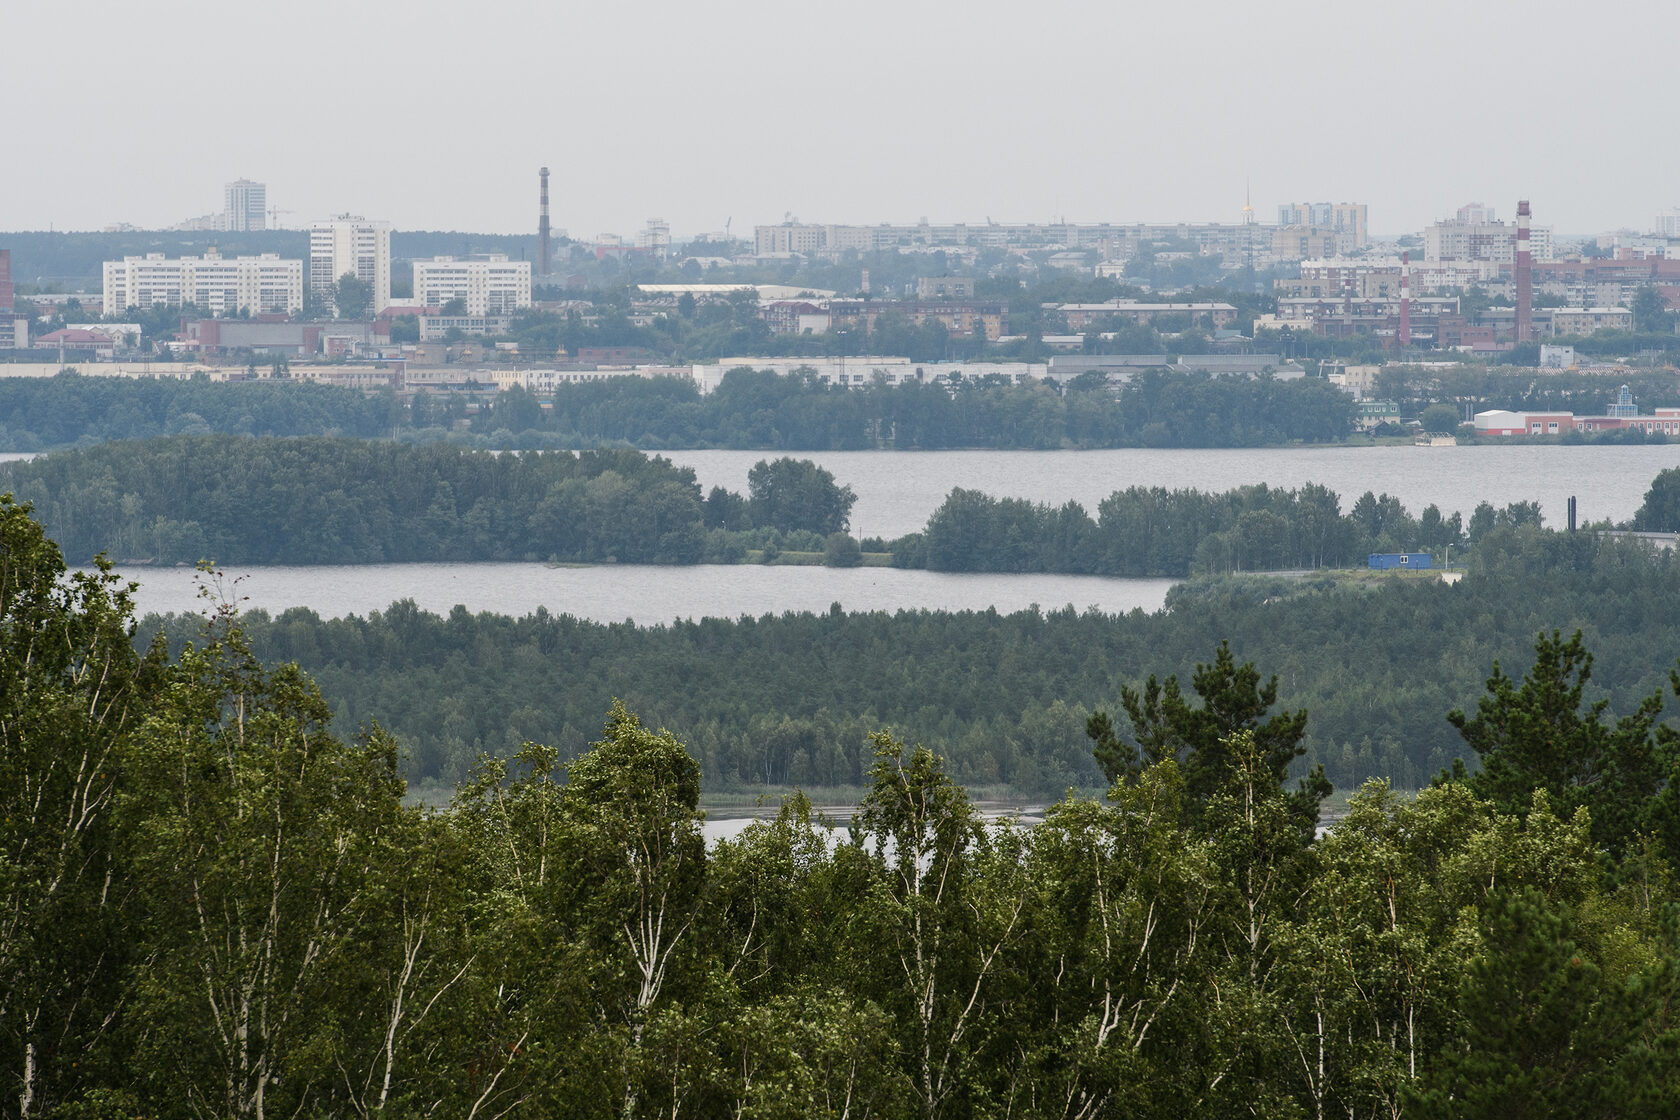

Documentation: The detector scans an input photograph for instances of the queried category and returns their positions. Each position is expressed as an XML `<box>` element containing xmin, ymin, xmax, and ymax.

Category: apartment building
<box><xmin>1276</xmin><ymin>258</ymin><xmax>1501</xmax><ymax>300</ymax></box>
<box><xmin>1276</xmin><ymin>203</ymin><xmax>1368</xmax><ymax>247</ymax></box>
<box><xmin>828</xmin><ymin>299</ymin><xmax>1009</xmax><ymax>339</ymax></box>
<box><xmin>224</xmin><ymin>179</ymin><xmax>266</xmax><ymax>232</ymax></box>
<box><xmin>1424</xmin><ymin>203</ymin><xmax>1554</xmax><ymax>263</ymax></box>
<box><xmin>310</xmin><ymin>216</ymin><xmax>392</xmax><ymax>313</ymax></box>
<box><xmin>1548</xmin><ymin>307</ymin><xmax>1634</xmax><ymax>335</ymax></box>
<box><xmin>411</xmin><ymin>255</ymin><xmax>532</xmax><ymax>316</ymax></box>
<box><xmin>1054</xmin><ymin>300</ymin><xmax>1238</xmax><ymax>331</ymax></box>
<box><xmin>102</xmin><ymin>250</ymin><xmax>304</xmax><ymax>316</ymax></box>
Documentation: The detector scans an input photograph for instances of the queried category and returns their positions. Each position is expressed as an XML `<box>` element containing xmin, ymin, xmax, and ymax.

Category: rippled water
<box><xmin>664</xmin><ymin>445</ymin><xmax>1680</xmax><ymax>538</ymax></box>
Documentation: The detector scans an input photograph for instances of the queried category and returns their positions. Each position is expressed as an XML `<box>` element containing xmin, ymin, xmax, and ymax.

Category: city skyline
<box><xmin>2</xmin><ymin>0</ymin><xmax>1676</xmax><ymax>237</ymax></box>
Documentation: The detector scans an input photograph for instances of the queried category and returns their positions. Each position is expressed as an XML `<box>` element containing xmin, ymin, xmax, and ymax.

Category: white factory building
<box><xmin>102</xmin><ymin>250</ymin><xmax>304</xmax><ymax>317</ymax></box>
<box><xmin>309</xmin><ymin>216</ymin><xmax>392</xmax><ymax>313</ymax></box>
<box><xmin>412</xmin><ymin>255</ymin><xmax>533</xmax><ymax>316</ymax></box>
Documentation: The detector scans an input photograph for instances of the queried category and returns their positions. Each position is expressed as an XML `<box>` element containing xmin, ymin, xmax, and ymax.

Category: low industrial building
<box><xmin>1473</xmin><ymin>386</ymin><xmax>1680</xmax><ymax>436</ymax></box>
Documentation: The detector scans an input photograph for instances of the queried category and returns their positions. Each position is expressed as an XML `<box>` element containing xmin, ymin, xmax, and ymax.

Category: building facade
<box><xmin>411</xmin><ymin>256</ymin><xmax>533</xmax><ymax>316</ymax></box>
<box><xmin>1425</xmin><ymin>204</ymin><xmax>1555</xmax><ymax>263</ymax></box>
<box><xmin>1276</xmin><ymin>203</ymin><xmax>1368</xmax><ymax>247</ymax></box>
<box><xmin>102</xmin><ymin>251</ymin><xmax>304</xmax><ymax>316</ymax></box>
<box><xmin>224</xmin><ymin>179</ymin><xmax>266</xmax><ymax>232</ymax></box>
<box><xmin>1054</xmin><ymin>301</ymin><xmax>1238</xmax><ymax>330</ymax></box>
<box><xmin>309</xmin><ymin>216</ymin><xmax>392</xmax><ymax>313</ymax></box>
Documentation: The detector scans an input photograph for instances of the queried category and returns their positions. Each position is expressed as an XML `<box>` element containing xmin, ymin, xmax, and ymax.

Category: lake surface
<box><xmin>120</xmin><ymin>561</ymin><xmax>1175</xmax><ymax>623</ymax></box>
<box><xmin>663</xmin><ymin>445</ymin><xmax>1680</xmax><ymax>538</ymax></box>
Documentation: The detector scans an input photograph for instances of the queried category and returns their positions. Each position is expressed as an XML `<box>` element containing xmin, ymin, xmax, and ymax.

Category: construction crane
<box><xmin>267</xmin><ymin>207</ymin><xmax>295</xmax><ymax>229</ymax></box>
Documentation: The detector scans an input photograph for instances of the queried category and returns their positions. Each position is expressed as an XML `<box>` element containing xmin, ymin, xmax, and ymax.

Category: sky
<box><xmin>3</xmin><ymin>0</ymin><xmax>1675</xmax><ymax>239</ymax></box>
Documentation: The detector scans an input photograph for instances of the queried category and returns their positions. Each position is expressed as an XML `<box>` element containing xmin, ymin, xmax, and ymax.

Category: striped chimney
<box><xmin>1399</xmin><ymin>251</ymin><xmax>1411</xmax><ymax>347</ymax></box>
<box><xmin>1515</xmin><ymin>200</ymin><xmax>1532</xmax><ymax>344</ymax></box>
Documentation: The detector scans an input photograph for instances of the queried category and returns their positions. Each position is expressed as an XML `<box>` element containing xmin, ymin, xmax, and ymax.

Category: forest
<box><xmin>13</xmin><ymin>433</ymin><xmax>1651</xmax><ymax>575</ymax></box>
<box><xmin>907</xmin><ymin>484</ymin><xmax>1544</xmax><ymax>575</ymax></box>
<box><xmin>12</xmin><ymin>360</ymin><xmax>1680</xmax><ymax>461</ymax></box>
<box><xmin>0</xmin><ymin>368</ymin><xmax>1359</xmax><ymax>452</ymax></box>
<box><xmin>9</xmin><ymin>494</ymin><xmax>1680</xmax><ymax>1120</ymax></box>
<box><xmin>132</xmin><ymin>524</ymin><xmax>1680</xmax><ymax>797</ymax></box>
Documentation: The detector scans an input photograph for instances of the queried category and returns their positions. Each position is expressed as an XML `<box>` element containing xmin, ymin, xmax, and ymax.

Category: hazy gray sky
<box><xmin>3</xmin><ymin>0</ymin><xmax>1673</xmax><ymax>237</ymax></box>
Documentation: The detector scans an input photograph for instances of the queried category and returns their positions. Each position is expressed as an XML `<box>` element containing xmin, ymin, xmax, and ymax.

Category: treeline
<box><xmin>903</xmin><ymin>483</ymin><xmax>1542</xmax><ymax>575</ymax></box>
<box><xmin>0</xmin><ymin>373</ymin><xmax>399</xmax><ymax>450</ymax></box>
<box><xmin>0</xmin><ymin>437</ymin><xmax>716</xmax><ymax>564</ymax></box>
<box><xmin>6</xmin><ymin>433</ymin><xmax>1554</xmax><ymax>574</ymax></box>
<box><xmin>136</xmin><ymin>527</ymin><xmax>1680</xmax><ymax>796</ymax></box>
<box><xmin>1</xmin><ymin>367</ymin><xmax>1357</xmax><ymax>452</ymax></box>
<box><xmin>0</xmin><ymin>436</ymin><xmax>863</xmax><ymax>567</ymax></box>
<box><xmin>13</xmin><ymin>495</ymin><xmax>1680</xmax><ymax>1119</ymax></box>
<box><xmin>1377</xmin><ymin>365</ymin><xmax>1680</xmax><ymax>422</ymax></box>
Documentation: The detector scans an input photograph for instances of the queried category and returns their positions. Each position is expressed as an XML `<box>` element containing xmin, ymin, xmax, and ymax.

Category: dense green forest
<box><xmin>133</xmin><ymin>526</ymin><xmax>1680</xmax><ymax>796</ymax></box>
<box><xmin>0</xmin><ymin>437</ymin><xmax>717</xmax><ymax>565</ymax></box>
<box><xmin>0</xmin><ymin>375</ymin><xmax>399</xmax><ymax>449</ymax></box>
<box><xmin>0</xmin><ymin>368</ymin><xmax>1357</xmax><ymax>452</ymax></box>
<box><xmin>909</xmin><ymin>484</ymin><xmax>1543</xmax><ymax>575</ymax></box>
<box><xmin>10</xmin><ymin>495</ymin><xmax>1680</xmax><ymax>1119</ymax></box>
<box><xmin>12</xmin><ymin>365</ymin><xmax>1680</xmax><ymax>457</ymax></box>
<box><xmin>0</xmin><ymin>433</ymin><xmax>1567</xmax><ymax>574</ymax></box>
<box><xmin>0</xmin><ymin>436</ymin><xmax>871</xmax><ymax>567</ymax></box>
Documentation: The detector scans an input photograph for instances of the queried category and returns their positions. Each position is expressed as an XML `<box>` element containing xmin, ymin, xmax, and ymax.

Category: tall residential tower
<box><xmin>223</xmin><ymin>179</ymin><xmax>267</xmax><ymax>232</ymax></box>
<box><xmin>309</xmin><ymin>216</ymin><xmax>391</xmax><ymax>314</ymax></box>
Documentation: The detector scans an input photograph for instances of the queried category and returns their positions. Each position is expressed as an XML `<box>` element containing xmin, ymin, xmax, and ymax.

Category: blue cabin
<box><xmin>1368</xmin><ymin>552</ymin><xmax>1432</xmax><ymax>570</ymax></box>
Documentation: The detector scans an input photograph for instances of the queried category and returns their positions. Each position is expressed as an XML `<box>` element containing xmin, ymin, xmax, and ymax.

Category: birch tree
<box><xmin>557</xmin><ymin>702</ymin><xmax>707</xmax><ymax>1118</ymax></box>
<box><xmin>1023</xmin><ymin>760</ymin><xmax>1218</xmax><ymax>1120</ymax></box>
<box><xmin>116</xmin><ymin>620</ymin><xmax>404</xmax><ymax>1120</ymax></box>
<box><xmin>849</xmin><ymin>732</ymin><xmax>1026</xmax><ymax>1120</ymax></box>
<box><xmin>0</xmin><ymin>495</ymin><xmax>159</xmax><ymax>1117</ymax></box>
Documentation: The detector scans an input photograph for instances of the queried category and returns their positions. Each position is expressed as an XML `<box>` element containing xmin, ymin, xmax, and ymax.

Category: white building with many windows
<box><xmin>309</xmin><ymin>216</ymin><xmax>391</xmax><ymax>313</ymax></box>
<box><xmin>102</xmin><ymin>250</ymin><xmax>303</xmax><ymax>316</ymax></box>
<box><xmin>411</xmin><ymin>255</ymin><xmax>532</xmax><ymax>316</ymax></box>
<box><xmin>223</xmin><ymin>179</ymin><xmax>266</xmax><ymax>232</ymax></box>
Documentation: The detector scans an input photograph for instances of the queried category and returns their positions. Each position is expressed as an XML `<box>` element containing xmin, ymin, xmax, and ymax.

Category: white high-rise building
<box><xmin>1657</xmin><ymin>209</ymin><xmax>1680</xmax><ymax>239</ymax></box>
<box><xmin>103</xmin><ymin>250</ymin><xmax>303</xmax><ymax>316</ymax></box>
<box><xmin>224</xmin><ymin>179</ymin><xmax>267</xmax><ymax>232</ymax></box>
<box><xmin>309</xmin><ymin>216</ymin><xmax>392</xmax><ymax>314</ymax></box>
<box><xmin>412</xmin><ymin>255</ymin><xmax>533</xmax><ymax>316</ymax></box>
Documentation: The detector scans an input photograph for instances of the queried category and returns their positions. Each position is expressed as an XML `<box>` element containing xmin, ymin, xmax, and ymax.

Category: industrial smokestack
<box><xmin>539</xmin><ymin>167</ymin><xmax>551</xmax><ymax>278</ymax></box>
<box><xmin>1515</xmin><ymin>199</ymin><xmax>1532</xmax><ymax>344</ymax></box>
<box><xmin>1399</xmin><ymin>250</ymin><xmax>1411</xmax><ymax>348</ymax></box>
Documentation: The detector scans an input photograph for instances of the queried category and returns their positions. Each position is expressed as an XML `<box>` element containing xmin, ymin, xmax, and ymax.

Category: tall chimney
<box><xmin>1398</xmin><ymin>250</ymin><xmax>1411</xmax><ymax>347</ymax></box>
<box><xmin>538</xmin><ymin>167</ymin><xmax>551</xmax><ymax>278</ymax></box>
<box><xmin>1515</xmin><ymin>200</ymin><xmax>1532</xmax><ymax>344</ymax></box>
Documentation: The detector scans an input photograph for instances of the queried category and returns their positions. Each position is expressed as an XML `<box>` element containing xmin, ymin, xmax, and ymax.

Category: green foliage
<box><xmin>0</xmin><ymin>496</ymin><xmax>161</xmax><ymax>1118</ymax></box>
<box><xmin>1089</xmin><ymin>641</ymin><xmax>1326</xmax><ymax>839</ymax></box>
<box><xmin>1632</xmin><ymin>467</ymin><xmax>1680</xmax><ymax>531</ymax></box>
<box><xmin>1420</xmin><ymin>403</ymin><xmax>1461</xmax><ymax>434</ymax></box>
<box><xmin>123</xmin><ymin>524</ymin><xmax>1680</xmax><ymax>798</ymax></box>
<box><xmin>0</xmin><ymin>372</ymin><xmax>397</xmax><ymax>451</ymax></box>
<box><xmin>1449</xmin><ymin>630</ymin><xmax>1668</xmax><ymax>853</ymax></box>
<box><xmin>916</xmin><ymin>481</ymin><xmax>1490</xmax><ymax>576</ymax></box>
<box><xmin>0</xmin><ymin>436</ymin><xmax>713</xmax><ymax>565</ymax></box>
<box><xmin>9</xmin><ymin>487</ymin><xmax>1680</xmax><ymax>1117</ymax></box>
<box><xmin>747</xmin><ymin>457</ymin><xmax>857</xmax><ymax>534</ymax></box>
<box><xmin>0</xmin><ymin>366</ymin><xmax>1360</xmax><ymax>453</ymax></box>
<box><xmin>334</xmin><ymin>272</ymin><xmax>373</xmax><ymax>319</ymax></box>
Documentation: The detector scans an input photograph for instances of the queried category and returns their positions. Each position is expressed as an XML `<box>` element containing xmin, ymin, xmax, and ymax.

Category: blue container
<box><xmin>1368</xmin><ymin>553</ymin><xmax>1432</xmax><ymax>570</ymax></box>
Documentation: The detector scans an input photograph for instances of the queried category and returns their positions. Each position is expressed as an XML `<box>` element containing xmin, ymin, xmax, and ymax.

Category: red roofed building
<box><xmin>35</xmin><ymin>328</ymin><xmax>117</xmax><ymax>358</ymax></box>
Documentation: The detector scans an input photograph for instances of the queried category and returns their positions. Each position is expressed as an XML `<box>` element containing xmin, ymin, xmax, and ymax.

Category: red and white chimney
<box><xmin>1515</xmin><ymin>200</ymin><xmax>1532</xmax><ymax>344</ymax></box>
<box><xmin>1398</xmin><ymin>251</ymin><xmax>1411</xmax><ymax>348</ymax></box>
